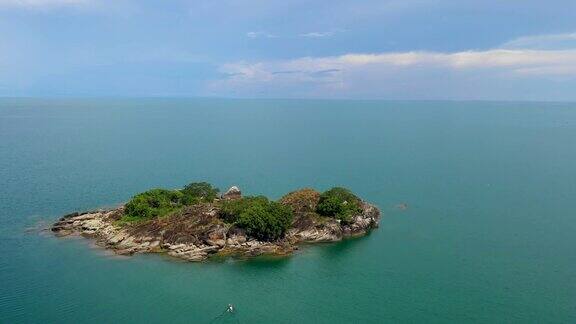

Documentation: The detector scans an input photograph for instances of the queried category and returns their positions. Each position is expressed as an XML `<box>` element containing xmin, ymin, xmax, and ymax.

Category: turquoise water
<box><xmin>1</xmin><ymin>98</ymin><xmax>575</xmax><ymax>323</ymax></box>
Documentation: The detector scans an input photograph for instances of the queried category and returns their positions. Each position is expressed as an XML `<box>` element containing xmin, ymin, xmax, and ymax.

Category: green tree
<box><xmin>180</xmin><ymin>182</ymin><xmax>219</xmax><ymax>205</ymax></box>
<box><xmin>219</xmin><ymin>196</ymin><xmax>293</xmax><ymax>240</ymax></box>
<box><xmin>218</xmin><ymin>196</ymin><xmax>268</xmax><ymax>223</ymax></box>
<box><xmin>316</xmin><ymin>187</ymin><xmax>362</xmax><ymax>223</ymax></box>
<box><xmin>124</xmin><ymin>189</ymin><xmax>183</xmax><ymax>219</ymax></box>
<box><xmin>236</xmin><ymin>201</ymin><xmax>293</xmax><ymax>241</ymax></box>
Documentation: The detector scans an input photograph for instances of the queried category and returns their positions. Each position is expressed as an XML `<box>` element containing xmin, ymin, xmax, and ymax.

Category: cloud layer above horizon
<box><xmin>1</xmin><ymin>0</ymin><xmax>576</xmax><ymax>100</ymax></box>
<box><xmin>215</xmin><ymin>45</ymin><xmax>576</xmax><ymax>100</ymax></box>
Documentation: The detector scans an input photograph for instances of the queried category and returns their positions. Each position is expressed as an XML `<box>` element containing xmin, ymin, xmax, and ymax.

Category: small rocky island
<box><xmin>51</xmin><ymin>183</ymin><xmax>381</xmax><ymax>261</ymax></box>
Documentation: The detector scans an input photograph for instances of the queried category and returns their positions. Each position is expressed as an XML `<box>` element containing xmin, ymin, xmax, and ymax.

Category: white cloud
<box><xmin>212</xmin><ymin>44</ymin><xmax>576</xmax><ymax>99</ymax></box>
<box><xmin>300</xmin><ymin>31</ymin><xmax>335</xmax><ymax>38</ymax></box>
<box><xmin>502</xmin><ymin>32</ymin><xmax>576</xmax><ymax>50</ymax></box>
<box><xmin>0</xmin><ymin>0</ymin><xmax>90</xmax><ymax>8</ymax></box>
<box><xmin>246</xmin><ymin>31</ymin><xmax>276</xmax><ymax>39</ymax></box>
<box><xmin>219</xmin><ymin>49</ymin><xmax>576</xmax><ymax>79</ymax></box>
<box><xmin>247</xmin><ymin>30</ymin><xmax>343</xmax><ymax>39</ymax></box>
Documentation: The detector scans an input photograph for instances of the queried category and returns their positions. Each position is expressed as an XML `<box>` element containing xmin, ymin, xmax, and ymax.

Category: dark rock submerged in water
<box><xmin>51</xmin><ymin>185</ymin><xmax>381</xmax><ymax>262</ymax></box>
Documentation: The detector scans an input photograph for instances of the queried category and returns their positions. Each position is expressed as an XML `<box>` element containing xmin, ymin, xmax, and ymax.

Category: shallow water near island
<box><xmin>1</xmin><ymin>98</ymin><xmax>576</xmax><ymax>323</ymax></box>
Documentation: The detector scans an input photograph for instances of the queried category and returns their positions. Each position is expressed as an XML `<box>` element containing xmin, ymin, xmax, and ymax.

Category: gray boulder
<box><xmin>222</xmin><ymin>186</ymin><xmax>241</xmax><ymax>200</ymax></box>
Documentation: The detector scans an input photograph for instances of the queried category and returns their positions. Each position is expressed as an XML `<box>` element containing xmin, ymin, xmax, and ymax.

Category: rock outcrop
<box><xmin>222</xmin><ymin>186</ymin><xmax>241</xmax><ymax>200</ymax></box>
<box><xmin>285</xmin><ymin>202</ymin><xmax>380</xmax><ymax>242</ymax></box>
<box><xmin>51</xmin><ymin>186</ymin><xmax>380</xmax><ymax>262</ymax></box>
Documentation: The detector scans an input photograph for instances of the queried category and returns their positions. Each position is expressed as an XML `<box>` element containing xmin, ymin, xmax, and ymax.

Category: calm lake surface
<box><xmin>0</xmin><ymin>98</ymin><xmax>575</xmax><ymax>323</ymax></box>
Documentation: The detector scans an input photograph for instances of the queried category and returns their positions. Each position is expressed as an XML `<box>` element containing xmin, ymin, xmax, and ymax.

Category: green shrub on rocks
<box><xmin>219</xmin><ymin>196</ymin><xmax>293</xmax><ymax>241</ymax></box>
<box><xmin>123</xmin><ymin>181</ymin><xmax>219</xmax><ymax>221</ymax></box>
<box><xmin>218</xmin><ymin>196</ymin><xmax>268</xmax><ymax>223</ymax></box>
<box><xmin>236</xmin><ymin>200</ymin><xmax>293</xmax><ymax>241</ymax></box>
<box><xmin>121</xmin><ymin>183</ymin><xmax>341</xmax><ymax>240</ymax></box>
<box><xmin>180</xmin><ymin>182</ymin><xmax>219</xmax><ymax>205</ymax></box>
<box><xmin>124</xmin><ymin>189</ymin><xmax>184</xmax><ymax>219</ymax></box>
<box><xmin>316</xmin><ymin>187</ymin><xmax>362</xmax><ymax>223</ymax></box>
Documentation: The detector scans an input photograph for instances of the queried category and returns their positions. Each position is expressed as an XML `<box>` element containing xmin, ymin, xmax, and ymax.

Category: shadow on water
<box><xmin>224</xmin><ymin>253</ymin><xmax>292</xmax><ymax>274</ymax></box>
<box><xmin>215</xmin><ymin>233</ymin><xmax>374</xmax><ymax>273</ymax></box>
<box><xmin>316</xmin><ymin>232</ymin><xmax>373</xmax><ymax>260</ymax></box>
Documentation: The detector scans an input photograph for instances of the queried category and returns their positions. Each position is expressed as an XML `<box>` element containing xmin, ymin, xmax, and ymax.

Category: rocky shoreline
<box><xmin>51</xmin><ymin>186</ymin><xmax>381</xmax><ymax>262</ymax></box>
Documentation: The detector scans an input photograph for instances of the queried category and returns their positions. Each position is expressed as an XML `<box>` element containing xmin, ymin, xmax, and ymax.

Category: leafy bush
<box><xmin>219</xmin><ymin>196</ymin><xmax>293</xmax><ymax>241</ymax></box>
<box><xmin>316</xmin><ymin>187</ymin><xmax>362</xmax><ymax>223</ymax></box>
<box><xmin>218</xmin><ymin>196</ymin><xmax>268</xmax><ymax>223</ymax></box>
<box><xmin>180</xmin><ymin>182</ymin><xmax>219</xmax><ymax>205</ymax></box>
<box><xmin>121</xmin><ymin>181</ymin><xmax>220</xmax><ymax>222</ymax></box>
<box><xmin>124</xmin><ymin>189</ymin><xmax>184</xmax><ymax>219</ymax></box>
<box><xmin>236</xmin><ymin>201</ymin><xmax>293</xmax><ymax>241</ymax></box>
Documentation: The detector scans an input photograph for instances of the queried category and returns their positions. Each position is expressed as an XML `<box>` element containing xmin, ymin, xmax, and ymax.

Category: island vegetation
<box><xmin>52</xmin><ymin>182</ymin><xmax>381</xmax><ymax>261</ymax></box>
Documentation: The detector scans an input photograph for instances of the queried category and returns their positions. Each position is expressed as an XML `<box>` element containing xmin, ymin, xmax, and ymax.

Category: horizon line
<box><xmin>0</xmin><ymin>96</ymin><xmax>575</xmax><ymax>104</ymax></box>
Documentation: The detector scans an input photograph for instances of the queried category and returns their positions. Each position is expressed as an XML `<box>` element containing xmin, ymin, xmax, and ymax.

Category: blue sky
<box><xmin>1</xmin><ymin>0</ymin><xmax>576</xmax><ymax>100</ymax></box>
